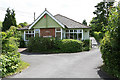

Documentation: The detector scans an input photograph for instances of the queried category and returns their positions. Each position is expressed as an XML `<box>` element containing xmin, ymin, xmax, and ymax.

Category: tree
<box><xmin>100</xmin><ymin>4</ymin><xmax>120</xmax><ymax>78</ymax></box>
<box><xmin>19</xmin><ymin>22</ymin><xmax>28</xmax><ymax>27</ymax></box>
<box><xmin>82</xmin><ymin>19</ymin><xmax>87</xmax><ymax>26</ymax></box>
<box><xmin>90</xmin><ymin>1</ymin><xmax>114</xmax><ymax>32</ymax></box>
<box><xmin>2</xmin><ymin>8</ymin><xmax>17</xmax><ymax>31</ymax></box>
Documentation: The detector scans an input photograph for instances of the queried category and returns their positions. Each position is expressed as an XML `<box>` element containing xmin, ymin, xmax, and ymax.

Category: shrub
<box><xmin>100</xmin><ymin>33</ymin><xmax>120</xmax><ymax>78</ymax></box>
<box><xmin>0</xmin><ymin>52</ymin><xmax>20</xmax><ymax>77</ymax></box>
<box><xmin>27</xmin><ymin>37</ymin><xmax>84</xmax><ymax>53</ymax></box>
<box><xmin>82</xmin><ymin>39</ymin><xmax>91</xmax><ymax>51</ymax></box>
<box><xmin>19</xmin><ymin>37</ymin><xmax>26</xmax><ymax>48</ymax></box>
<box><xmin>27</xmin><ymin>37</ymin><xmax>55</xmax><ymax>52</ymax></box>
<box><xmin>93</xmin><ymin>31</ymin><xmax>104</xmax><ymax>42</ymax></box>
<box><xmin>57</xmin><ymin>39</ymin><xmax>83</xmax><ymax>52</ymax></box>
<box><xmin>2</xmin><ymin>37</ymin><xmax>18</xmax><ymax>53</ymax></box>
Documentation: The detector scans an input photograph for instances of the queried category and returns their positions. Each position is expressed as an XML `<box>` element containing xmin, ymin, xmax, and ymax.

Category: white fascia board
<box><xmin>29</xmin><ymin>10</ymin><xmax>65</xmax><ymax>29</ymax></box>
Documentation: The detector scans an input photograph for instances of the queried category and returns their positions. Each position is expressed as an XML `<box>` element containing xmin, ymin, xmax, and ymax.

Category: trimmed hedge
<box><xmin>57</xmin><ymin>39</ymin><xmax>83</xmax><ymax>52</ymax></box>
<box><xmin>27</xmin><ymin>37</ymin><xmax>55</xmax><ymax>52</ymax></box>
<box><xmin>27</xmin><ymin>37</ymin><xmax>92</xmax><ymax>53</ymax></box>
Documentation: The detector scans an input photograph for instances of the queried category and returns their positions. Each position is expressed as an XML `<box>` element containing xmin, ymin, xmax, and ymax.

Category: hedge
<box><xmin>27</xmin><ymin>37</ymin><xmax>91</xmax><ymax>53</ymax></box>
<box><xmin>57</xmin><ymin>39</ymin><xmax>83</xmax><ymax>52</ymax></box>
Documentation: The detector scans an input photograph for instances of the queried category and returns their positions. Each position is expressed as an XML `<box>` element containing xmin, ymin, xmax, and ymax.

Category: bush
<box><xmin>100</xmin><ymin>33</ymin><xmax>120</xmax><ymax>78</ymax></box>
<box><xmin>82</xmin><ymin>39</ymin><xmax>91</xmax><ymax>51</ymax></box>
<box><xmin>27</xmin><ymin>37</ymin><xmax>55</xmax><ymax>52</ymax></box>
<box><xmin>27</xmin><ymin>37</ymin><xmax>84</xmax><ymax>53</ymax></box>
<box><xmin>19</xmin><ymin>37</ymin><xmax>26</xmax><ymax>48</ymax></box>
<box><xmin>2</xmin><ymin>37</ymin><xmax>18</xmax><ymax>53</ymax></box>
<box><xmin>58</xmin><ymin>39</ymin><xmax>83</xmax><ymax>52</ymax></box>
<box><xmin>0</xmin><ymin>52</ymin><xmax>20</xmax><ymax>77</ymax></box>
<box><xmin>93</xmin><ymin>31</ymin><xmax>104</xmax><ymax>42</ymax></box>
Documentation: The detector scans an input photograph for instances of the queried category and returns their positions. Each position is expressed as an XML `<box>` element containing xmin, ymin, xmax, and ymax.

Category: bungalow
<box><xmin>19</xmin><ymin>9</ymin><xmax>91</xmax><ymax>41</ymax></box>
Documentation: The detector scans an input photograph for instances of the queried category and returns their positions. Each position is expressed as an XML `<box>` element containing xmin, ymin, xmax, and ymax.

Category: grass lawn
<box><xmin>4</xmin><ymin>60</ymin><xmax>30</xmax><ymax>77</ymax></box>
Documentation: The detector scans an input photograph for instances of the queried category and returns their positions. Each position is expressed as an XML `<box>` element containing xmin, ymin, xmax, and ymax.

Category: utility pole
<box><xmin>34</xmin><ymin>12</ymin><xmax>35</xmax><ymax>21</ymax></box>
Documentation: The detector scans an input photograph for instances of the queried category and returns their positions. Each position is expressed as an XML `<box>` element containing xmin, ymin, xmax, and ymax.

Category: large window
<box><xmin>56</xmin><ymin>28</ymin><xmax>61</xmax><ymax>39</ymax></box>
<box><xmin>35</xmin><ymin>29</ymin><xmax>40</xmax><ymax>37</ymax></box>
<box><xmin>25</xmin><ymin>30</ymin><xmax>34</xmax><ymax>41</ymax></box>
<box><xmin>65</xmin><ymin>29</ymin><xmax>82</xmax><ymax>40</ymax></box>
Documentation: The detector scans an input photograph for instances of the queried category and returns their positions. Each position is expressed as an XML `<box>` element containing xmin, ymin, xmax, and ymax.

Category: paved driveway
<box><xmin>10</xmin><ymin>48</ymin><xmax>110</xmax><ymax>78</ymax></box>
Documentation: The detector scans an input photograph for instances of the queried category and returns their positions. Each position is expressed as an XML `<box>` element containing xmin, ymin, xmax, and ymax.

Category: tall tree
<box><xmin>82</xmin><ymin>19</ymin><xmax>87</xmax><ymax>26</ymax></box>
<box><xmin>2</xmin><ymin>8</ymin><xmax>17</xmax><ymax>31</ymax></box>
<box><xmin>90</xmin><ymin>1</ymin><xmax>114</xmax><ymax>32</ymax></box>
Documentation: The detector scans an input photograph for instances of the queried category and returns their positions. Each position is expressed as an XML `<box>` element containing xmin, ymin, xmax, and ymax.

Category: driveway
<box><xmin>10</xmin><ymin>48</ymin><xmax>110</xmax><ymax>78</ymax></box>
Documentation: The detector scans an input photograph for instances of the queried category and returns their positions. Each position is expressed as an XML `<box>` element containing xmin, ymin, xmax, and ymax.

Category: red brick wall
<box><xmin>40</xmin><ymin>28</ymin><xmax>55</xmax><ymax>37</ymax></box>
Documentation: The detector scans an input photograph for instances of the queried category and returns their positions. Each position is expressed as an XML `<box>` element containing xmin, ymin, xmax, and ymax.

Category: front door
<box><xmin>40</xmin><ymin>28</ymin><xmax>55</xmax><ymax>37</ymax></box>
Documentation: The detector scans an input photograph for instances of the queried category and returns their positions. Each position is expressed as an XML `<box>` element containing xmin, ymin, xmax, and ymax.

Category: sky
<box><xmin>0</xmin><ymin>0</ymin><xmax>119</xmax><ymax>25</ymax></box>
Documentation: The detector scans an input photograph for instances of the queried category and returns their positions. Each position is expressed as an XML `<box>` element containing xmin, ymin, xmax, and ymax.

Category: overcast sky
<box><xmin>0</xmin><ymin>0</ymin><xmax>119</xmax><ymax>25</ymax></box>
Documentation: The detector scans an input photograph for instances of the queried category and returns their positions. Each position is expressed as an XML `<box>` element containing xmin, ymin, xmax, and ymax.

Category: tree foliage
<box><xmin>2</xmin><ymin>8</ymin><xmax>17</xmax><ymax>31</ymax></box>
<box><xmin>82</xmin><ymin>19</ymin><xmax>87</xmax><ymax>26</ymax></box>
<box><xmin>19</xmin><ymin>22</ymin><xmax>28</xmax><ymax>27</ymax></box>
<box><xmin>90</xmin><ymin>1</ymin><xmax>114</xmax><ymax>32</ymax></box>
<box><xmin>100</xmin><ymin>4</ymin><xmax>120</xmax><ymax>78</ymax></box>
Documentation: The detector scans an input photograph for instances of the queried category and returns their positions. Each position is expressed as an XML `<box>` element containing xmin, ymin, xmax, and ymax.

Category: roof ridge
<box><xmin>54</xmin><ymin>14</ymin><xmax>90</xmax><ymax>28</ymax></box>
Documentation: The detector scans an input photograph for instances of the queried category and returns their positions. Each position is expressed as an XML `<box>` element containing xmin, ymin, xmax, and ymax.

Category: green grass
<box><xmin>4</xmin><ymin>60</ymin><xmax>30</xmax><ymax>77</ymax></box>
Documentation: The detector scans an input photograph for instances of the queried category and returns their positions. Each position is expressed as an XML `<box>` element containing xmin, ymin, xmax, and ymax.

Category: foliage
<box><xmin>19</xmin><ymin>22</ymin><xmax>28</xmax><ymax>27</ymax></box>
<box><xmin>58</xmin><ymin>39</ymin><xmax>83</xmax><ymax>52</ymax></box>
<box><xmin>82</xmin><ymin>19</ymin><xmax>87</xmax><ymax>26</ymax></box>
<box><xmin>0</xmin><ymin>21</ymin><xmax>2</xmax><ymax>31</ymax></box>
<box><xmin>100</xmin><ymin>5</ymin><xmax>120</xmax><ymax>78</ymax></box>
<box><xmin>82</xmin><ymin>40</ymin><xmax>91</xmax><ymax>51</ymax></box>
<box><xmin>2</xmin><ymin>8</ymin><xmax>17</xmax><ymax>31</ymax></box>
<box><xmin>0</xmin><ymin>52</ymin><xmax>20</xmax><ymax>77</ymax></box>
<box><xmin>93</xmin><ymin>31</ymin><xmax>104</xmax><ymax>43</ymax></box>
<box><xmin>2</xmin><ymin>26</ymin><xmax>21</xmax><ymax>53</ymax></box>
<box><xmin>27</xmin><ymin>37</ymin><xmax>84</xmax><ymax>53</ymax></box>
<box><xmin>19</xmin><ymin>37</ymin><xmax>26</xmax><ymax>48</ymax></box>
<box><xmin>90</xmin><ymin>1</ymin><xmax>114</xmax><ymax>37</ymax></box>
<box><xmin>2</xmin><ymin>37</ymin><xmax>18</xmax><ymax>53</ymax></box>
<box><xmin>27</xmin><ymin>37</ymin><xmax>55</xmax><ymax>52</ymax></box>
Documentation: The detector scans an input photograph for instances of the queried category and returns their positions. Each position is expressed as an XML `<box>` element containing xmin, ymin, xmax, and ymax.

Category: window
<box><xmin>56</xmin><ymin>32</ymin><xmax>61</xmax><ymax>39</ymax></box>
<box><xmin>70</xmin><ymin>30</ymin><xmax>73</xmax><ymax>32</ymax></box>
<box><xmin>74</xmin><ymin>33</ymin><xmax>77</xmax><ymax>39</ymax></box>
<box><xmin>65</xmin><ymin>29</ymin><xmax>83</xmax><ymax>40</ymax></box>
<box><xmin>56</xmin><ymin>28</ymin><xmax>60</xmax><ymax>31</ymax></box>
<box><xmin>56</xmin><ymin>28</ymin><xmax>62</xmax><ymax>39</ymax></box>
<box><xmin>25</xmin><ymin>30</ymin><xmax>34</xmax><ymax>41</ymax></box>
<box><xmin>35</xmin><ymin>29</ymin><xmax>40</xmax><ymax>37</ymax></box>
<box><xmin>66</xmin><ymin>33</ymin><xmax>69</xmax><ymax>39</ymax></box>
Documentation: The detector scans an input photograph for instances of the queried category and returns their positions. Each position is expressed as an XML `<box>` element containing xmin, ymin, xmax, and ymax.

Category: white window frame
<box><xmin>65</xmin><ymin>29</ymin><xmax>83</xmax><ymax>40</ymax></box>
<box><xmin>55</xmin><ymin>28</ymin><xmax>62</xmax><ymax>39</ymax></box>
<box><xmin>24</xmin><ymin>30</ymin><xmax>34</xmax><ymax>41</ymax></box>
<box><xmin>34</xmin><ymin>29</ymin><xmax>40</xmax><ymax>37</ymax></box>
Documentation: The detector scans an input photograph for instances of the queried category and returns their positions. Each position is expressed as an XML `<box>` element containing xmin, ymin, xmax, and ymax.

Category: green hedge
<box><xmin>100</xmin><ymin>33</ymin><xmax>120</xmax><ymax>78</ymax></box>
<box><xmin>57</xmin><ymin>39</ymin><xmax>83</xmax><ymax>52</ymax></box>
<box><xmin>27</xmin><ymin>37</ymin><xmax>55</xmax><ymax>52</ymax></box>
<box><xmin>27</xmin><ymin>37</ymin><xmax>92</xmax><ymax>53</ymax></box>
<box><xmin>82</xmin><ymin>40</ymin><xmax>91</xmax><ymax>51</ymax></box>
